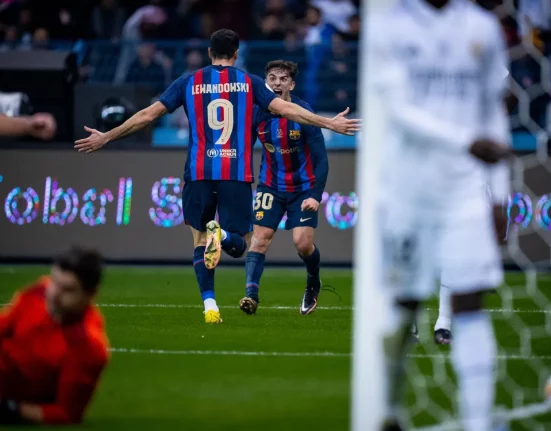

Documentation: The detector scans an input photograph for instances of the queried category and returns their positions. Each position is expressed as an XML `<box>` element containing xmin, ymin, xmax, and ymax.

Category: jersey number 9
<box><xmin>207</xmin><ymin>99</ymin><xmax>234</xmax><ymax>145</ymax></box>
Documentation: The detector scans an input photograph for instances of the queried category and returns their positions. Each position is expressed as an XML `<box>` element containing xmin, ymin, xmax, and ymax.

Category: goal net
<box><xmin>354</xmin><ymin>1</ymin><xmax>551</xmax><ymax>430</ymax></box>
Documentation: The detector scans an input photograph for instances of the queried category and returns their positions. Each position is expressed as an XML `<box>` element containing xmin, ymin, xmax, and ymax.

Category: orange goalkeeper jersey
<box><xmin>0</xmin><ymin>277</ymin><xmax>109</xmax><ymax>424</ymax></box>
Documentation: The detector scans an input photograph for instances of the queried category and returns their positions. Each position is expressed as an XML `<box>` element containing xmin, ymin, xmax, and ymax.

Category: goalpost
<box><xmin>352</xmin><ymin>0</ymin><xmax>396</xmax><ymax>430</ymax></box>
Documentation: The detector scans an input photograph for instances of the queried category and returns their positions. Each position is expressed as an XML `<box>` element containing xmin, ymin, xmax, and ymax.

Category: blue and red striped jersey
<box><xmin>159</xmin><ymin>65</ymin><xmax>276</xmax><ymax>183</ymax></box>
<box><xmin>253</xmin><ymin>96</ymin><xmax>328</xmax><ymax>202</ymax></box>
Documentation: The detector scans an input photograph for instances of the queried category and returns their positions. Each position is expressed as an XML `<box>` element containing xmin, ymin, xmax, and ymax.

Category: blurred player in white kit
<box><xmin>371</xmin><ymin>0</ymin><xmax>511</xmax><ymax>430</ymax></box>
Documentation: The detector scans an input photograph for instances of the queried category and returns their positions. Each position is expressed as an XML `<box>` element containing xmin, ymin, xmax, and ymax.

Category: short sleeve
<box><xmin>159</xmin><ymin>75</ymin><xmax>188</xmax><ymax>113</ymax></box>
<box><xmin>249</xmin><ymin>74</ymin><xmax>277</xmax><ymax>110</ymax></box>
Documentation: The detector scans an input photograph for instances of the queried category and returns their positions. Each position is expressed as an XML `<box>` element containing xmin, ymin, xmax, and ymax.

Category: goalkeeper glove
<box><xmin>0</xmin><ymin>399</ymin><xmax>25</xmax><ymax>425</ymax></box>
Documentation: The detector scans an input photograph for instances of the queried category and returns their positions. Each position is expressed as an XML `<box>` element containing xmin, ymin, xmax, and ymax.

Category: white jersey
<box><xmin>371</xmin><ymin>0</ymin><xmax>510</xmax><ymax>223</ymax></box>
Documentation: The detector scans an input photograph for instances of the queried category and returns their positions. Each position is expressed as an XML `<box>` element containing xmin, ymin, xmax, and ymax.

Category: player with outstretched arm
<box><xmin>74</xmin><ymin>29</ymin><xmax>360</xmax><ymax>324</ymax></box>
<box><xmin>240</xmin><ymin>60</ymin><xmax>329</xmax><ymax>316</ymax></box>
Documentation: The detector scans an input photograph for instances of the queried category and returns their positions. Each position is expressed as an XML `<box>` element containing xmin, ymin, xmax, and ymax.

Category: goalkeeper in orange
<box><xmin>0</xmin><ymin>246</ymin><xmax>109</xmax><ymax>425</ymax></box>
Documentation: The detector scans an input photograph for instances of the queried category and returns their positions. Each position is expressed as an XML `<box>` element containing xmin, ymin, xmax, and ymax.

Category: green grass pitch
<box><xmin>1</xmin><ymin>266</ymin><xmax>550</xmax><ymax>430</ymax></box>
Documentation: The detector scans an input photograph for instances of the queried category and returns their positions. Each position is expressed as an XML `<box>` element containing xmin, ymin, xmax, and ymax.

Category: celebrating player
<box><xmin>371</xmin><ymin>1</ymin><xmax>511</xmax><ymax>430</ymax></box>
<box><xmin>0</xmin><ymin>246</ymin><xmax>108</xmax><ymax>425</ymax></box>
<box><xmin>74</xmin><ymin>29</ymin><xmax>360</xmax><ymax>324</ymax></box>
<box><xmin>239</xmin><ymin>60</ymin><xmax>328</xmax><ymax>316</ymax></box>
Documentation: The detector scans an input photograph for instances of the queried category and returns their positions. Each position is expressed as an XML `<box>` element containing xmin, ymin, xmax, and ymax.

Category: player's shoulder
<box><xmin>65</xmin><ymin>307</ymin><xmax>110</xmax><ymax>364</ymax></box>
<box><xmin>462</xmin><ymin>0</ymin><xmax>501</xmax><ymax>33</ymax></box>
<box><xmin>19</xmin><ymin>277</ymin><xmax>48</xmax><ymax>302</ymax></box>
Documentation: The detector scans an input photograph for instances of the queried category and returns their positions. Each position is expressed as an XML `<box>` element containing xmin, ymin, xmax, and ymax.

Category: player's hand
<box><xmin>28</xmin><ymin>113</ymin><xmax>56</xmax><ymax>140</ymax></box>
<box><xmin>328</xmin><ymin>107</ymin><xmax>361</xmax><ymax>136</ymax></box>
<box><xmin>492</xmin><ymin>204</ymin><xmax>508</xmax><ymax>245</ymax></box>
<box><xmin>0</xmin><ymin>399</ymin><xmax>24</xmax><ymax>425</ymax></box>
<box><xmin>74</xmin><ymin>126</ymin><xmax>108</xmax><ymax>153</ymax></box>
<box><xmin>469</xmin><ymin>139</ymin><xmax>512</xmax><ymax>165</ymax></box>
<box><xmin>301</xmin><ymin>198</ymin><xmax>319</xmax><ymax>212</ymax></box>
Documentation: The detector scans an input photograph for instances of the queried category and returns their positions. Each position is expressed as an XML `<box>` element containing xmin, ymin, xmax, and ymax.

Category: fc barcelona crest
<box><xmin>289</xmin><ymin>130</ymin><xmax>301</xmax><ymax>140</ymax></box>
<box><xmin>256</xmin><ymin>211</ymin><xmax>264</xmax><ymax>220</ymax></box>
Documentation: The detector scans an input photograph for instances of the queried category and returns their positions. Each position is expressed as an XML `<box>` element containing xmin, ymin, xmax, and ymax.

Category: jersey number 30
<box><xmin>207</xmin><ymin>99</ymin><xmax>234</xmax><ymax>145</ymax></box>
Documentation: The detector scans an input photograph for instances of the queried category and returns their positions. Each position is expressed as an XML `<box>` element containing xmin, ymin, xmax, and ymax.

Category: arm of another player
<box><xmin>249</xmin><ymin>75</ymin><xmax>360</xmax><ymax>136</ymax></box>
<box><xmin>0</xmin><ymin>113</ymin><xmax>56</xmax><ymax>140</ymax></box>
<box><xmin>481</xmin><ymin>17</ymin><xmax>512</xmax><ymax>244</ymax></box>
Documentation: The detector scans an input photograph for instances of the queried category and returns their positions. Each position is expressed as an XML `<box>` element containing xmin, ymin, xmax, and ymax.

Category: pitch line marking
<box><xmin>2</xmin><ymin>303</ymin><xmax>551</xmax><ymax>314</ymax></box>
<box><xmin>96</xmin><ymin>304</ymin><xmax>551</xmax><ymax>314</ymax></box>
<box><xmin>110</xmin><ymin>347</ymin><xmax>551</xmax><ymax>361</ymax></box>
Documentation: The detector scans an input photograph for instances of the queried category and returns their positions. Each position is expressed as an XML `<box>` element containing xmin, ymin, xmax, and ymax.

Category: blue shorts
<box><xmin>253</xmin><ymin>184</ymin><xmax>318</xmax><ymax>231</ymax></box>
<box><xmin>182</xmin><ymin>180</ymin><xmax>253</xmax><ymax>236</ymax></box>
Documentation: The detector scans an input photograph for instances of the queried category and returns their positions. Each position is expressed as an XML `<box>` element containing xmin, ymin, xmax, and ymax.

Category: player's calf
<box><xmin>220</xmin><ymin>228</ymin><xmax>247</xmax><ymax>258</ymax></box>
<box><xmin>451</xmin><ymin>290</ymin><xmax>496</xmax><ymax>431</ymax></box>
<box><xmin>240</xmin><ymin>227</ymin><xmax>273</xmax><ymax>313</ymax></box>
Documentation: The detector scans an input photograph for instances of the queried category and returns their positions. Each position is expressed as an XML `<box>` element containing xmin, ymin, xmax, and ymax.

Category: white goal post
<box><xmin>352</xmin><ymin>0</ymin><xmax>397</xmax><ymax>430</ymax></box>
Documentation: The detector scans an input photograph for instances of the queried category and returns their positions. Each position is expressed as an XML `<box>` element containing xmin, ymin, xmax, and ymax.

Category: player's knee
<box><xmin>293</xmin><ymin>235</ymin><xmax>314</xmax><ymax>257</ymax></box>
<box><xmin>452</xmin><ymin>291</ymin><xmax>484</xmax><ymax>314</ymax></box>
<box><xmin>295</xmin><ymin>240</ymin><xmax>314</xmax><ymax>257</ymax></box>
<box><xmin>250</xmin><ymin>234</ymin><xmax>271</xmax><ymax>253</ymax></box>
<box><xmin>193</xmin><ymin>233</ymin><xmax>207</xmax><ymax>248</ymax></box>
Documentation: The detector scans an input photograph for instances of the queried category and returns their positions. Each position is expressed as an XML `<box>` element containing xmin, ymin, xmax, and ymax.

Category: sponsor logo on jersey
<box><xmin>276</xmin><ymin>128</ymin><xmax>283</xmax><ymax>139</ymax></box>
<box><xmin>207</xmin><ymin>148</ymin><xmax>236</xmax><ymax>158</ymax></box>
<box><xmin>289</xmin><ymin>129</ymin><xmax>301</xmax><ymax>140</ymax></box>
<box><xmin>255</xmin><ymin>211</ymin><xmax>264</xmax><ymax>220</ymax></box>
<box><xmin>264</xmin><ymin>143</ymin><xmax>275</xmax><ymax>153</ymax></box>
<box><xmin>277</xmin><ymin>146</ymin><xmax>299</xmax><ymax>154</ymax></box>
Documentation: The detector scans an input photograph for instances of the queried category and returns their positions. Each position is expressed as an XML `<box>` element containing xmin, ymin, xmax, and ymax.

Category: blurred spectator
<box><xmin>318</xmin><ymin>33</ymin><xmax>357</xmax><ymax>112</ymax></box>
<box><xmin>255</xmin><ymin>0</ymin><xmax>296</xmax><ymax>40</ymax></box>
<box><xmin>183</xmin><ymin>49</ymin><xmax>204</xmax><ymax>74</ymax></box>
<box><xmin>115</xmin><ymin>4</ymin><xmax>168</xmax><ymax>84</ymax></box>
<box><xmin>341</xmin><ymin>14</ymin><xmax>359</xmax><ymax>42</ymax></box>
<box><xmin>126</xmin><ymin>42</ymin><xmax>167</xmax><ymax>95</ymax></box>
<box><xmin>31</xmin><ymin>27</ymin><xmax>49</xmax><ymax>50</ymax></box>
<box><xmin>257</xmin><ymin>14</ymin><xmax>286</xmax><ymax>40</ymax></box>
<box><xmin>0</xmin><ymin>25</ymin><xmax>18</xmax><ymax>51</ymax></box>
<box><xmin>301</xmin><ymin>5</ymin><xmax>324</xmax><ymax>45</ymax></box>
<box><xmin>92</xmin><ymin>0</ymin><xmax>126</xmax><ymax>41</ymax></box>
<box><xmin>204</xmin><ymin>0</ymin><xmax>254</xmax><ymax>41</ymax></box>
<box><xmin>311</xmin><ymin>0</ymin><xmax>357</xmax><ymax>34</ymax></box>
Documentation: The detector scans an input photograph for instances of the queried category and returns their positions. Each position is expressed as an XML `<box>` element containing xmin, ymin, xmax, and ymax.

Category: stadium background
<box><xmin>2</xmin><ymin>0</ymin><xmax>551</xmax><ymax>430</ymax></box>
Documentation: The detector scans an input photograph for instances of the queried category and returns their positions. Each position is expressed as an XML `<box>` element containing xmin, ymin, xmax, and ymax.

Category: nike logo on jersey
<box><xmin>258</xmin><ymin>131</ymin><xmax>269</xmax><ymax>135</ymax></box>
<box><xmin>300</xmin><ymin>218</ymin><xmax>312</xmax><ymax>222</ymax></box>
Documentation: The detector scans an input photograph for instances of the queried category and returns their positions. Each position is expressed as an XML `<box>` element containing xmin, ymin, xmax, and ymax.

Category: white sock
<box><xmin>204</xmin><ymin>298</ymin><xmax>219</xmax><ymax>312</ymax></box>
<box><xmin>220</xmin><ymin>229</ymin><xmax>228</xmax><ymax>241</ymax></box>
<box><xmin>435</xmin><ymin>284</ymin><xmax>452</xmax><ymax>331</ymax></box>
<box><xmin>452</xmin><ymin>311</ymin><xmax>496</xmax><ymax>431</ymax></box>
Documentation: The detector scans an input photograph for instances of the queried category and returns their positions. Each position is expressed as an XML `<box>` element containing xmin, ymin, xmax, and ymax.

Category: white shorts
<box><xmin>381</xmin><ymin>210</ymin><xmax>503</xmax><ymax>301</ymax></box>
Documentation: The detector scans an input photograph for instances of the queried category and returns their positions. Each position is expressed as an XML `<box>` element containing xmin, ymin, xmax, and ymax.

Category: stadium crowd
<box><xmin>0</xmin><ymin>0</ymin><xmax>549</xmax><ymax>127</ymax></box>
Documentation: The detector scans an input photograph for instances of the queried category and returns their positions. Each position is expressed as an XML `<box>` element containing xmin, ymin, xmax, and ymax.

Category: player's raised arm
<box><xmin>248</xmin><ymin>73</ymin><xmax>360</xmax><ymax>136</ymax></box>
<box><xmin>270</xmin><ymin>98</ymin><xmax>359</xmax><ymax>136</ymax></box>
<box><xmin>74</xmin><ymin>101</ymin><xmax>167</xmax><ymax>153</ymax></box>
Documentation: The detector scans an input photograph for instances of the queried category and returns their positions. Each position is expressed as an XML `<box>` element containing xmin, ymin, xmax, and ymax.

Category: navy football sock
<box><xmin>221</xmin><ymin>231</ymin><xmax>247</xmax><ymax>258</ymax></box>
<box><xmin>193</xmin><ymin>246</ymin><xmax>215</xmax><ymax>301</ymax></box>
<box><xmin>299</xmin><ymin>245</ymin><xmax>321</xmax><ymax>287</ymax></box>
<box><xmin>245</xmin><ymin>252</ymin><xmax>265</xmax><ymax>301</ymax></box>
